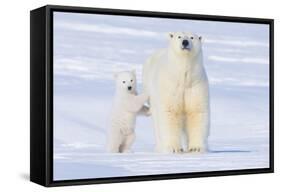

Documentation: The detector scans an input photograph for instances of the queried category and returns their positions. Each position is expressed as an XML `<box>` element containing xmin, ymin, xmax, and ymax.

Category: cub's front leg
<box><xmin>138</xmin><ymin>105</ymin><xmax>151</xmax><ymax>116</ymax></box>
<box><xmin>129</xmin><ymin>93</ymin><xmax>149</xmax><ymax>112</ymax></box>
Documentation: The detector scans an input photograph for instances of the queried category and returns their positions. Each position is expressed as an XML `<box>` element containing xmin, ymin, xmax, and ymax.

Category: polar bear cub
<box><xmin>107</xmin><ymin>70</ymin><xmax>149</xmax><ymax>153</ymax></box>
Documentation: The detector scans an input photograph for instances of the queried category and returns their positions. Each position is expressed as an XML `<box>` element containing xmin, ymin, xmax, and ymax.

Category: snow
<box><xmin>53</xmin><ymin>11</ymin><xmax>270</xmax><ymax>180</ymax></box>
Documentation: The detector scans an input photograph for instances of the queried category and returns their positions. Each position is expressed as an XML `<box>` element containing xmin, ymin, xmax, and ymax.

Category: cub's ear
<box><xmin>168</xmin><ymin>32</ymin><xmax>174</xmax><ymax>39</ymax></box>
<box><xmin>199</xmin><ymin>36</ymin><xmax>203</xmax><ymax>41</ymax></box>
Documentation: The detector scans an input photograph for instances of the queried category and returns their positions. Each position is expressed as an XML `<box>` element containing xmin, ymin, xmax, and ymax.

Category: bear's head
<box><xmin>114</xmin><ymin>70</ymin><xmax>137</xmax><ymax>94</ymax></box>
<box><xmin>167</xmin><ymin>32</ymin><xmax>202</xmax><ymax>57</ymax></box>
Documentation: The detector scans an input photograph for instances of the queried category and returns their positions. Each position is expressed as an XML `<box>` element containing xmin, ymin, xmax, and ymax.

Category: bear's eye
<box><xmin>122</xmin><ymin>81</ymin><xmax>126</xmax><ymax>83</ymax></box>
<box><xmin>190</xmin><ymin>36</ymin><xmax>194</xmax><ymax>40</ymax></box>
<box><xmin>178</xmin><ymin>36</ymin><xmax>181</xmax><ymax>39</ymax></box>
<box><xmin>131</xmin><ymin>79</ymin><xmax>133</xmax><ymax>82</ymax></box>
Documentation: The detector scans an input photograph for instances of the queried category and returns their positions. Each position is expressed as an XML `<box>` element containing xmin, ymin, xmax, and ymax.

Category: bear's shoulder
<box><xmin>151</xmin><ymin>49</ymin><xmax>167</xmax><ymax>59</ymax></box>
<box><xmin>146</xmin><ymin>49</ymin><xmax>168</xmax><ymax>67</ymax></box>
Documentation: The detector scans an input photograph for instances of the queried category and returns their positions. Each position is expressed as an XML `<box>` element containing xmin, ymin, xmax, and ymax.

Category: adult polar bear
<box><xmin>143</xmin><ymin>32</ymin><xmax>210</xmax><ymax>153</ymax></box>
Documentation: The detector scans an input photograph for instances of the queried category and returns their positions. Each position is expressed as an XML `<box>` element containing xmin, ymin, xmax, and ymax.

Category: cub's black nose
<box><xmin>128</xmin><ymin>86</ymin><xmax>132</xmax><ymax>91</ymax></box>
<box><xmin>182</xmin><ymin>39</ymin><xmax>189</xmax><ymax>47</ymax></box>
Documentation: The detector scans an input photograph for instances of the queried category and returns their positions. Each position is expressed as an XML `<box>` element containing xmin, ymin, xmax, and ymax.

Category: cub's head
<box><xmin>114</xmin><ymin>70</ymin><xmax>137</xmax><ymax>94</ymax></box>
<box><xmin>167</xmin><ymin>32</ymin><xmax>202</xmax><ymax>57</ymax></box>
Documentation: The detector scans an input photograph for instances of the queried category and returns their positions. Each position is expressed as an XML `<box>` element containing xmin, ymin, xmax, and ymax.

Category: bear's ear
<box><xmin>168</xmin><ymin>32</ymin><xmax>174</xmax><ymax>39</ymax></box>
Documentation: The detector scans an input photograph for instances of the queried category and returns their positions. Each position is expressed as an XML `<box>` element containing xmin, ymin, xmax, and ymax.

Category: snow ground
<box><xmin>53</xmin><ymin>12</ymin><xmax>270</xmax><ymax>180</ymax></box>
<box><xmin>53</xmin><ymin>84</ymin><xmax>269</xmax><ymax>180</ymax></box>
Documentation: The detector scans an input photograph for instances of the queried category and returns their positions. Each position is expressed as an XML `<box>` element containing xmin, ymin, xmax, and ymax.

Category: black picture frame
<box><xmin>30</xmin><ymin>4</ymin><xmax>274</xmax><ymax>187</ymax></box>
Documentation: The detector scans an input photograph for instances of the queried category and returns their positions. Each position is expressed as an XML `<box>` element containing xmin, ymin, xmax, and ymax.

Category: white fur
<box><xmin>107</xmin><ymin>71</ymin><xmax>149</xmax><ymax>153</ymax></box>
<box><xmin>143</xmin><ymin>32</ymin><xmax>210</xmax><ymax>153</ymax></box>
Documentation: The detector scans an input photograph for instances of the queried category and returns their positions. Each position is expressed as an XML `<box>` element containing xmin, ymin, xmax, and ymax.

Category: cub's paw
<box><xmin>144</xmin><ymin>106</ymin><xmax>151</xmax><ymax>116</ymax></box>
<box><xmin>122</xmin><ymin>149</ymin><xmax>133</xmax><ymax>153</ymax></box>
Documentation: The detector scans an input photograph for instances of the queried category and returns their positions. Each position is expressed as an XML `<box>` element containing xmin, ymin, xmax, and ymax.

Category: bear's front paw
<box><xmin>163</xmin><ymin>145</ymin><xmax>184</xmax><ymax>154</ymax></box>
<box><xmin>187</xmin><ymin>146</ymin><xmax>206</xmax><ymax>153</ymax></box>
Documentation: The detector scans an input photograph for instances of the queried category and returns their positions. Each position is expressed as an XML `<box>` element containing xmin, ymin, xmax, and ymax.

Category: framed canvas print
<box><xmin>30</xmin><ymin>5</ymin><xmax>274</xmax><ymax>187</ymax></box>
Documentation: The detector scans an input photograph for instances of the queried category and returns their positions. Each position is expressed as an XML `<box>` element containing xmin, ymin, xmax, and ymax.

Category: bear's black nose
<box><xmin>128</xmin><ymin>86</ymin><xmax>132</xmax><ymax>91</ymax></box>
<box><xmin>182</xmin><ymin>39</ymin><xmax>189</xmax><ymax>47</ymax></box>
